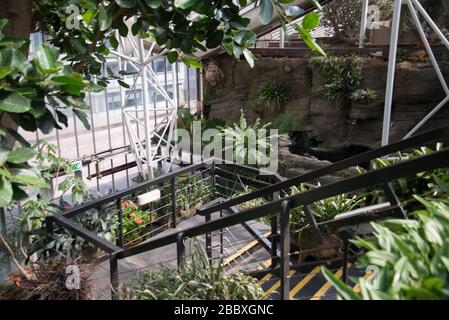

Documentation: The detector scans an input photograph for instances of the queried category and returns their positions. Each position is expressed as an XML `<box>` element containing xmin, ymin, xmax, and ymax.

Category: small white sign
<box><xmin>137</xmin><ymin>189</ymin><xmax>161</xmax><ymax>206</ymax></box>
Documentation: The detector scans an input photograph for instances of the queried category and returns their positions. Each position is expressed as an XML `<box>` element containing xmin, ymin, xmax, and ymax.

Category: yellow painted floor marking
<box><xmin>289</xmin><ymin>266</ymin><xmax>321</xmax><ymax>299</ymax></box>
<box><xmin>258</xmin><ymin>273</ymin><xmax>273</xmax><ymax>286</ymax></box>
<box><xmin>257</xmin><ymin>258</ymin><xmax>273</xmax><ymax>270</ymax></box>
<box><xmin>353</xmin><ymin>270</ymin><xmax>373</xmax><ymax>293</ymax></box>
<box><xmin>224</xmin><ymin>232</ymin><xmax>271</xmax><ymax>265</ymax></box>
<box><xmin>262</xmin><ymin>270</ymin><xmax>296</xmax><ymax>300</ymax></box>
<box><xmin>310</xmin><ymin>264</ymin><xmax>351</xmax><ymax>300</ymax></box>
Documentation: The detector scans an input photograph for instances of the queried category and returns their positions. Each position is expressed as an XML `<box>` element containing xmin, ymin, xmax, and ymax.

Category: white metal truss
<box><xmin>380</xmin><ymin>0</ymin><xmax>449</xmax><ymax>145</ymax></box>
<box><xmin>110</xmin><ymin>31</ymin><xmax>178</xmax><ymax>179</ymax></box>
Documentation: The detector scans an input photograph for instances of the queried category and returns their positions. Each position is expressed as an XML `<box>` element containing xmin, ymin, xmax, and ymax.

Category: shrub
<box><xmin>308</xmin><ymin>55</ymin><xmax>364</xmax><ymax>99</ymax></box>
<box><xmin>123</xmin><ymin>246</ymin><xmax>263</xmax><ymax>300</ymax></box>
<box><xmin>217</xmin><ymin>110</ymin><xmax>275</xmax><ymax>167</ymax></box>
<box><xmin>322</xmin><ymin>195</ymin><xmax>449</xmax><ymax>300</ymax></box>
<box><xmin>257</xmin><ymin>80</ymin><xmax>292</xmax><ymax>110</ymax></box>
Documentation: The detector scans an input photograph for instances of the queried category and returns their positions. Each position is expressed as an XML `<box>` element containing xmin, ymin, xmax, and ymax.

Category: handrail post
<box><xmin>116</xmin><ymin>199</ymin><xmax>124</xmax><ymax>248</ymax></box>
<box><xmin>270</xmin><ymin>192</ymin><xmax>279</xmax><ymax>270</ymax></box>
<box><xmin>338</xmin><ymin>229</ymin><xmax>354</xmax><ymax>284</ymax></box>
<box><xmin>176</xmin><ymin>232</ymin><xmax>186</xmax><ymax>267</ymax></box>
<box><xmin>171</xmin><ymin>177</ymin><xmax>177</xmax><ymax>228</ymax></box>
<box><xmin>205</xmin><ymin>213</ymin><xmax>212</xmax><ymax>260</ymax></box>
<box><xmin>109</xmin><ymin>252</ymin><xmax>120</xmax><ymax>300</ymax></box>
<box><xmin>280</xmin><ymin>200</ymin><xmax>291</xmax><ymax>300</ymax></box>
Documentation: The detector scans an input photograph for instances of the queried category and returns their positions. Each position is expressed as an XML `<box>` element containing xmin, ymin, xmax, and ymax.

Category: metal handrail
<box><xmin>197</xmin><ymin>124</ymin><xmax>449</xmax><ymax>216</ymax></box>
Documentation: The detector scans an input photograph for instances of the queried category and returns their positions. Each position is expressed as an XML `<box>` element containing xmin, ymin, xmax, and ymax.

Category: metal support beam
<box><xmin>382</xmin><ymin>0</ymin><xmax>403</xmax><ymax>146</ymax></box>
<box><xmin>359</xmin><ymin>0</ymin><xmax>370</xmax><ymax>48</ymax></box>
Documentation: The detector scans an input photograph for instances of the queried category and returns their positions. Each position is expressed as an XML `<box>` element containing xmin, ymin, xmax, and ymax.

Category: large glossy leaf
<box><xmin>174</xmin><ymin>0</ymin><xmax>199</xmax><ymax>9</ymax></box>
<box><xmin>6</xmin><ymin>147</ymin><xmax>36</xmax><ymax>164</ymax></box>
<box><xmin>98</xmin><ymin>5</ymin><xmax>113</xmax><ymax>31</ymax></box>
<box><xmin>302</xmin><ymin>12</ymin><xmax>320</xmax><ymax>30</ymax></box>
<box><xmin>144</xmin><ymin>0</ymin><xmax>161</xmax><ymax>9</ymax></box>
<box><xmin>73</xmin><ymin>109</ymin><xmax>91</xmax><ymax>130</ymax></box>
<box><xmin>0</xmin><ymin>91</ymin><xmax>31</xmax><ymax>113</ymax></box>
<box><xmin>116</xmin><ymin>0</ymin><xmax>137</xmax><ymax>8</ymax></box>
<box><xmin>36</xmin><ymin>43</ymin><xmax>60</xmax><ymax>72</ymax></box>
<box><xmin>0</xmin><ymin>177</ymin><xmax>13</xmax><ymax>206</ymax></box>
<box><xmin>12</xmin><ymin>169</ymin><xmax>48</xmax><ymax>188</ymax></box>
<box><xmin>259</xmin><ymin>0</ymin><xmax>274</xmax><ymax>25</ymax></box>
<box><xmin>243</xmin><ymin>49</ymin><xmax>255</xmax><ymax>69</ymax></box>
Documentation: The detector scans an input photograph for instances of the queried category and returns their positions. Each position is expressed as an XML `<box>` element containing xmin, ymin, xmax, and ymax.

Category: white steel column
<box><xmin>138</xmin><ymin>38</ymin><xmax>153</xmax><ymax>179</ymax></box>
<box><xmin>359</xmin><ymin>0</ymin><xmax>369</xmax><ymax>48</ymax></box>
<box><xmin>381</xmin><ymin>0</ymin><xmax>403</xmax><ymax>146</ymax></box>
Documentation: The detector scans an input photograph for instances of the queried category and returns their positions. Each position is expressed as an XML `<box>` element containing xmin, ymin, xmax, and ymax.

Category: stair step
<box><xmin>258</xmin><ymin>265</ymin><xmax>364</xmax><ymax>300</ymax></box>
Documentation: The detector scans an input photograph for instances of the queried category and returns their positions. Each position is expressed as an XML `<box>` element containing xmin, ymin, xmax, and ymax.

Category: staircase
<box><xmin>258</xmin><ymin>263</ymin><xmax>363</xmax><ymax>300</ymax></box>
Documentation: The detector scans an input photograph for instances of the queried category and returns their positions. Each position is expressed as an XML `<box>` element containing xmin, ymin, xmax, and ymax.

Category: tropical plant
<box><xmin>218</xmin><ymin>110</ymin><xmax>276</xmax><ymax>167</ymax></box>
<box><xmin>322</xmin><ymin>195</ymin><xmax>449</xmax><ymax>300</ymax></box>
<box><xmin>289</xmin><ymin>184</ymin><xmax>364</xmax><ymax>245</ymax></box>
<box><xmin>308</xmin><ymin>55</ymin><xmax>364</xmax><ymax>100</ymax></box>
<box><xmin>123</xmin><ymin>245</ymin><xmax>263</xmax><ymax>300</ymax></box>
<box><xmin>361</xmin><ymin>145</ymin><xmax>449</xmax><ymax>208</ymax></box>
<box><xmin>350</xmin><ymin>88</ymin><xmax>377</xmax><ymax>104</ymax></box>
<box><xmin>257</xmin><ymin>80</ymin><xmax>292</xmax><ymax>111</ymax></box>
<box><xmin>176</xmin><ymin>173</ymin><xmax>215</xmax><ymax>218</ymax></box>
<box><xmin>0</xmin><ymin>20</ymin><xmax>100</xmax><ymax>208</ymax></box>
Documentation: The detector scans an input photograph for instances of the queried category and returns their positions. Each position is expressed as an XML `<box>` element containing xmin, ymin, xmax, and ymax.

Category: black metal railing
<box><xmin>47</xmin><ymin>124</ymin><xmax>449</xmax><ymax>300</ymax></box>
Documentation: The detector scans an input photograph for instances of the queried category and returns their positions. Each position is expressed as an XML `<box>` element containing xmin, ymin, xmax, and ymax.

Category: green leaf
<box><xmin>82</xmin><ymin>9</ymin><xmax>97</xmax><ymax>24</ymax></box>
<box><xmin>116</xmin><ymin>0</ymin><xmax>137</xmax><ymax>8</ymax></box>
<box><xmin>0</xmin><ymin>19</ymin><xmax>8</xmax><ymax>32</ymax></box>
<box><xmin>35</xmin><ymin>43</ymin><xmax>61</xmax><ymax>72</ymax></box>
<box><xmin>7</xmin><ymin>147</ymin><xmax>35</xmax><ymax>164</ymax></box>
<box><xmin>302</xmin><ymin>12</ymin><xmax>320</xmax><ymax>30</ymax></box>
<box><xmin>0</xmin><ymin>148</ymin><xmax>9</xmax><ymax>166</ymax></box>
<box><xmin>243</xmin><ymin>49</ymin><xmax>255</xmax><ymax>68</ymax></box>
<box><xmin>98</xmin><ymin>5</ymin><xmax>113</xmax><ymax>31</ymax></box>
<box><xmin>0</xmin><ymin>66</ymin><xmax>12</xmax><ymax>79</ymax></box>
<box><xmin>13</xmin><ymin>169</ymin><xmax>48</xmax><ymax>188</ymax></box>
<box><xmin>183</xmin><ymin>59</ymin><xmax>201</xmax><ymax>69</ymax></box>
<box><xmin>0</xmin><ymin>177</ymin><xmax>13</xmax><ymax>207</ymax></box>
<box><xmin>144</xmin><ymin>0</ymin><xmax>161</xmax><ymax>9</ymax></box>
<box><xmin>321</xmin><ymin>266</ymin><xmax>361</xmax><ymax>300</ymax></box>
<box><xmin>259</xmin><ymin>0</ymin><xmax>274</xmax><ymax>25</ymax></box>
<box><xmin>174</xmin><ymin>0</ymin><xmax>199</xmax><ymax>9</ymax></box>
<box><xmin>167</xmin><ymin>51</ymin><xmax>178</xmax><ymax>64</ymax></box>
<box><xmin>0</xmin><ymin>91</ymin><xmax>31</xmax><ymax>113</ymax></box>
<box><xmin>109</xmin><ymin>35</ymin><xmax>119</xmax><ymax>49</ymax></box>
<box><xmin>73</xmin><ymin>109</ymin><xmax>91</xmax><ymax>130</ymax></box>
<box><xmin>118</xmin><ymin>80</ymin><xmax>130</xmax><ymax>88</ymax></box>
<box><xmin>285</xmin><ymin>6</ymin><xmax>304</xmax><ymax>17</ymax></box>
